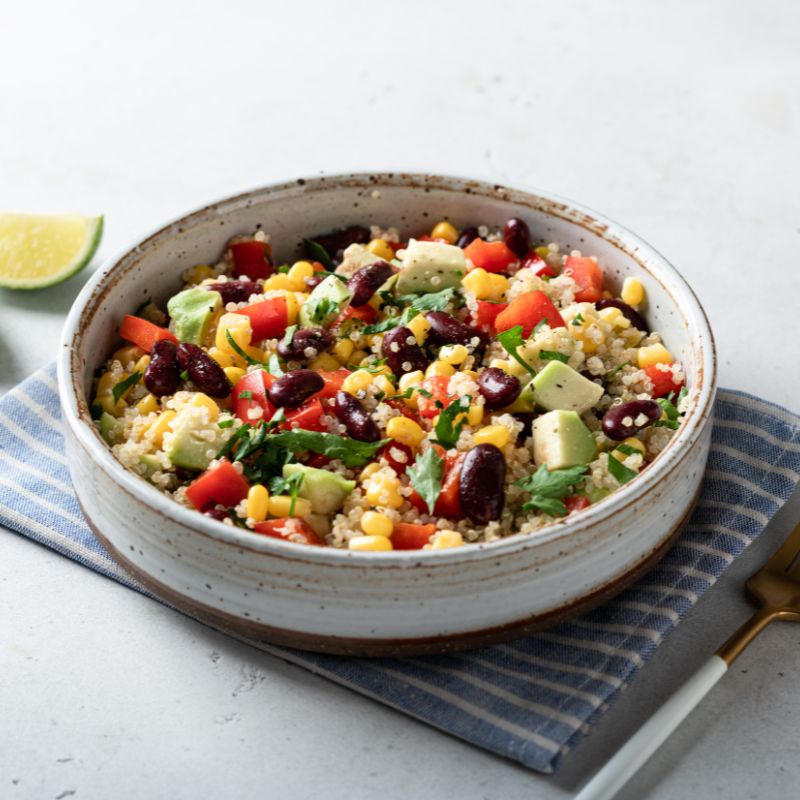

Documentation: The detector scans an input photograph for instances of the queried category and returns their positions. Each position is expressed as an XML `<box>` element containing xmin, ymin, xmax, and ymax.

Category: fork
<box><xmin>576</xmin><ymin>520</ymin><xmax>800</xmax><ymax>800</ymax></box>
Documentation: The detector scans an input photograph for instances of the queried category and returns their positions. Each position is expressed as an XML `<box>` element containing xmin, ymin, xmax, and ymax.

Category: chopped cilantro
<box><xmin>603</xmin><ymin>361</ymin><xmax>630</xmax><ymax>385</ymax></box>
<box><xmin>571</xmin><ymin>313</ymin><xmax>585</xmax><ymax>326</ymax></box>
<box><xmin>607</xmin><ymin>453</ymin><xmax>638</xmax><ymax>485</ymax></box>
<box><xmin>218</xmin><ymin>418</ymin><xmax>234</xmax><ymax>429</ymax></box>
<box><xmin>264</xmin><ymin>430</ymin><xmax>389</xmax><ymax>467</ymax></box>
<box><xmin>539</xmin><ymin>350</ymin><xmax>569</xmax><ymax>364</ymax></box>
<box><xmin>303</xmin><ymin>238</ymin><xmax>334</xmax><ymax>271</ymax></box>
<box><xmin>407</xmin><ymin>447</ymin><xmax>445</xmax><ymax>514</ymax></box>
<box><xmin>515</xmin><ymin>464</ymin><xmax>588</xmax><ymax>517</ymax></box>
<box><xmin>496</xmin><ymin>325</ymin><xmax>536</xmax><ymax>377</ymax></box>
<box><xmin>238</xmin><ymin>390</ymin><xmax>253</xmax><ymax>400</ymax></box>
<box><xmin>361</xmin><ymin>306</ymin><xmax>420</xmax><ymax>334</ymax></box>
<box><xmin>432</xmin><ymin>395</ymin><xmax>470</xmax><ymax>449</ymax></box>
<box><xmin>268</xmin><ymin>470</ymin><xmax>305</xmax><ymax>515</ymax></box>
<box><xmin>111</xmin><ymin>371</ymin><xmax>142</xmax><ymax>404</ymax></box>
<box><xmin>225</xmin><ymin>329</ymin><xmax>262</xmax><ymax>366</ymax></box>
<box><xmin>179</xmin><ymin>369</ymin><xmax>190</xmax><ymax>382</ymax></box>
<box><xmin>614</xmin><ymin>443</ymin><xmax>641</xmax><ymax>457</ymax></box>
<box><xmin>267</xmin><ymin>353</ymin><xmax>284</xmax><ymax>378</ymax></box>
<box><xmin>531</xmin><ymin>318</ymin><xmax>549</xmax><ymax>338</ymax></box>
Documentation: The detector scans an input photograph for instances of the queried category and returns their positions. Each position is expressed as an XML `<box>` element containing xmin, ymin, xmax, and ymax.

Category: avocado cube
<box><xmin>298</xmin><ymin>275</ymin><xmax>353</xmax><ymax>328</ymax></box>
<box><xmin>532</xmin><ymin>409</ymin><xmax>596</xmax><ymax>469</ymax></box>
<box><xmin>395</xmin><ymin>239</ymin><xmax>466</xmax><ymax>294</ymax></box>
<box><xmin>283</xmin><ymin>464</ymin><xmax>356</xmax><ymax>514</ymax></box>
<box><xmin>167</xmin><ymin>288</ymin><xmax>222</xmax><ymax>345</ymax></box>
<box><xmin>531</xmin><ymin>361</ymin><xmax>604</xmax><ymax>414</ymax></box>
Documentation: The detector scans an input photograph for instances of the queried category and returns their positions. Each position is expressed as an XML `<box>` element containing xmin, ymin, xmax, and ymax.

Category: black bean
<box><xmin>601</xmin><ymin>399</ymin><xmax>662</xmax><ymax>441</ymax></box>
<box><xmin>459</xmin><ymin>444</ymin><xmax>507</xmax><ymax>524</ymax></box>
<box><xmin>478</xmin><ymin>367</ymin><xmax>522</xmax><ymax>409</ymax></box>
<box><xmin>347</xmin><ymin>261</ymin><xmax>395</xmax><ymax>307</ymax></box>
<box><xmin>205</xmin><ymin>280</ymin><xmax>262</xmax><ymax>305</ymax></box>
<box><xmin>425</xmin><ymin>311</ymin><xmax>489</xmax><ymax>359</ymax></box>
<box><xmin>175</xmin><ymin>342</ymin><xmax>232</xmax><ymax>398</ymax></box>
<box><xmin>456</xmin><ymin>226</ymin><xmax>480</xmax><ymax>249</ymax></box>
<box><xmin>503</xmin><ymin>217</ymin><xmax>531</xmax><ymax>258</ymax></box>
<box><xmin>381</xmin><ymin>326</ymin><xmax>429</xmax><ymax>376</ymax></box>
<box><xmin>277</xmin><ymin>327</ymin><xmax>334</xmax><ymax>362</ymax></box>
<box><xmin>595</xmin><ymin>298</ymin><xmax>647</xmax><ymax>331</ymax></box>
<box><xmin>268</xmin><ymin>369</ymin><xmax>324</xmax><ymax>408</ymax></box>
<box><xmin>307</xmin><ymin>225</ymin><xmax>371</xmax><ymax>263</ymax></box>
<box><xmin>144</xmin><ymin>339</ymin><xmax>181</xmax><ymax>397</ymax></box>
<box><xmin>334</xmin><ymin>391</ymin><xmax>381</xmax><ymax>442</ymax></box>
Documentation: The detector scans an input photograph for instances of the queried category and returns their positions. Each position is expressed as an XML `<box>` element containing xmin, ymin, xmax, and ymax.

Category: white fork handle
<box><xmin>575</xmin><ymin>655</ymin><xmax>728</xmax><ymax>800</ymax></box>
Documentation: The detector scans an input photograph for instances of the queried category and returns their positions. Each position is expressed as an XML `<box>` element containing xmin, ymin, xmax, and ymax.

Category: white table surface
<box><xmin>2</xmin><ymin>2</ymin><xmax>799</xmax><ymax>797</ymax></box>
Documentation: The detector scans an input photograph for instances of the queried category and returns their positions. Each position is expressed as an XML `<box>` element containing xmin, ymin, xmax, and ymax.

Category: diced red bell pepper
<box><xmin>463</xmin><ymin>239</ymin><xmax>518</xmax><ymax>273</ymax></box>
<box><xmin>229</xmin><ymin>240</ymin><xmax>274</xmax><ymax>280</ymax></box>
<box><xmin>563</xmin><ymin>255</ymin><xmax>603</xmax><ymax>303</ymax></box>
<box><xmin>389</xmin><ymin>241</ymin><xmax>405</xmax><ymax>254</ymax></box>
<box><xmin>643</xmin><ymin>363</ymin><xmax>685</xmax><ymax>398</ymax></box>
<box><xmin>185</xmin><ymin>459</ymin><xmax>250</xmax><ymax>510</ymax></box>
<box><xmin>284</xmin><ymin>399</ymin><xmax>327</xmax><ymax>432</ymax></box>
<box><xmin>417</xmin><ymin>375</ymin><xmax>452</xmax><ymax>419</ymax></box>
<box><xmin>564</xmin><ymin>495</ymin><xmax>591</xmax><ymax>514</ymax></box>
<box><xmin>334</xmin><ymin>304</ymin><xmax>378</xmax><ymax>327</ymax></box>
<box><xmin>234</xmin><ymin>296</ymin><xmax>288</xmax><ymax>341</ymax></box>
<box><xmin>391</xmin><ymin>522</ymin><xmax>438</xmax><ymax>550</ymax></box>
<box><xmin>409</xmin><ymin>450</ymin><xmax>464</xmax><ymax>518</ymax></box>
<box><xmin>310</xmin><ymin>261</ymin><xmax>328</xmax><ymax>273</ymax></box>
<box><xmin>384</xmin><ymin>399</ymin><xmax>421</xmax><ymax>422</ymax></box>
<box><xmin>494</xmin><ymin>291</ymin><xmax>566</xmax><ymax>336</ymax></box>
<box><xmin>119</xmin><ymin>315</ymin><xmax>177</xmax><ymax>353</ymax></box>
<box><xmin>253</xmin><ymin>518</ymin><xmax>324</xmax><ymax>546</ymax></box>
<box><xmin>314</xmin><ymin>369</ymin><xmax>351</xmax><ymax>400</ymax></box>
<box><xmin>378</xmin><ymin>441</ymin><xmax>415</xmax><ymax>475</ymax></box>
<box><xmin>520</xmin><ymin>251</ymin><xmax>556</xmax><ymax>278</ymax></box>
<box><xmin>474</xmin><ymin>300</ymin><xmax>509</xmax><ymax>333</ymax></box>
<box><xmin>233</xmin><ymin>370</ymin><xmax>275</xmax><ymax>424</ymax></box>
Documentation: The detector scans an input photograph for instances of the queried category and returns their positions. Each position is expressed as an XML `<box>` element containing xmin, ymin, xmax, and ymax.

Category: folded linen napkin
<box><xmin>1</xmin><ymin>364</ymin><xmax>799</xmax><ymax>773</ymax></box>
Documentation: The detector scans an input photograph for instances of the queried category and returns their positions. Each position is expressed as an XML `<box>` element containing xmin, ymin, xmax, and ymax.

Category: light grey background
<box><xmin>1</xmin><ymin>1</ymin><xmax>799</xmax><ymax>798</ymax></box>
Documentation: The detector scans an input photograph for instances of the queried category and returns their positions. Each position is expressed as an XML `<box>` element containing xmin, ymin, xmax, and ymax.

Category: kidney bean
<box><xmin>277</xmin><ymin>327</ymin><xmax>334</xmax><ymax>362</ymax></box>
<box><xmin>595</xmin><ymin>298</ymin><xmax>647</xmax><ymax>331</ymax></box>
<box><xmin>144</xmin><ymin>339</ymin><xmax>181</xmax><ymax>397</ymax></box>
<box><xmin>175</xmin><ymin>343</ymin><xmax>232</xmax><ymax>398</ymax></box>
<box><xmin>205</xmin><ymin>280</ymin><xmax>262</xmax><ymax>305</ymax></box>
<box><xmin>203</xmin><ymin>506</ymin><xmax>229</xmax><ymax>522</ymax></box>
<box><xmin>308</xmin><ymin>225</ymin><xmax>371</xmax><ymax>263</ymax></box>
<box><xmin>334</xmin><ymin>391</ymin><xmax>381</xmax><ymax>442</ymax></box>
<box><xmin>456</xmin><ymin>226</ymin><xmax>480</xmax><ymax>249</ymax></box>
<box><xmin>601</xmin><ymin>399</ymin><xmax>662</xmax><ymax>441</ymax></box>
<box><xmin>478</xmin><ymin>367</ymin><xmax>521</xmax><ymax>410</ymax></box>
<box><xmin>304</xmin><ymin>274</ymin><xmax>326</xmax><ymax>291</ymax></box>
<box><xmin>425</xmin><ymin>311</ymin><xmax>489</xmax><ymax>359</ymax></box>
<box><xmin>381</xmin><ymin>326</ymin><xmax>429</xmax><ymax>376</ymax></box>
<box><xmin>459</xmin><ymin>444</ymin><xmax>507</xmax><ymax>524</ymax></box>
<box><xmin>503</xmin><ymin>217</ymin><xmax>531</xmax><ymax>258</ymax></box>
<box><xmin>347</xmin><ymin>261</ymin><xmax>395</xmax><ymax>307</ymax></box>
<box><xmin>268</xmin><ymin>369</ymin><xmax>324</xmax><ymax>408</ymax></box>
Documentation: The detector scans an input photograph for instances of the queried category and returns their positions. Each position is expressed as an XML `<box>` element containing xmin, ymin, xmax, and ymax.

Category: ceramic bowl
<box><xmin>58</xmin><ymin>173</ymin><xmax>716</xmax><ymax>656</ymax></box>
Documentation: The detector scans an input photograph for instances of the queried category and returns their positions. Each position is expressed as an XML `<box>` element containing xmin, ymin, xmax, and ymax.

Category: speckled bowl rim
<box><xmin>58</xmin><ymin>172</ymin><xmax>717</xmax><ymax>567</ymax></box>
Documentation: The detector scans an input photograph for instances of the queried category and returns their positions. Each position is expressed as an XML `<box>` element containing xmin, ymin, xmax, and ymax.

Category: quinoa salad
<box><xmin>91</xmin><ymin>217</ymin><xmax>689</xmax><ymax>552</ymax></box>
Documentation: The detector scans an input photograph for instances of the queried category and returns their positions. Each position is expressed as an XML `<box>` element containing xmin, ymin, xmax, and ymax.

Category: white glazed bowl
<box><xmin>58</xmin><ymin>173</ymin><xmax>716</xmax><ymax>656</ymax></box>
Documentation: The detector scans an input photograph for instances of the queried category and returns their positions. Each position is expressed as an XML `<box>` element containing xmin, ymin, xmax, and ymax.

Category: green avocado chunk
<box><xmin>99</xmin><ymin>411</ymin><xmax>121</xmax><ymax>445</ymax></box>
<box><xmin>532</xmin><ymin>409</ymin><xmax>596</xmax><ymax>469</ymax></box>
<box><xmin>395</xmin><ymin>239</ymin><xmax>466</xmax><ymax>294</ymax></box>
<box><xmin>138</xmin><ymin>453</ymin><xmax>162</xmax><ymax>477</ymax></box>
<box><xmin>298</xmin><ymin>275</ymin><xmax>353</xmax><ymax>328</ymax></box>
<box><xmin>531</xmin><ymin>361</ymin><xmax>604</xmax><ymax>414</ymax></box>
<box><xmin>283</xmin><ymin>463</ymin><xmax>356</xmax><ymax>514</ymax></box>
<box><xmin>165</xmin><ymin>408</ymin><xmax>227</xmax><ymax>471</ymax></box>
<box><xmin>167</xmin><ymin>288</ymin><xmax>222</xmax><ymax>345</ymax></box>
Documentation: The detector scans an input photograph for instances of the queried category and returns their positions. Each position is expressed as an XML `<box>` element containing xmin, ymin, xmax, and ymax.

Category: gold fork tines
<box><xmin>717</xmin><ymin>521</ymin><xmax>800</xmax><ymax>665</ymax></box>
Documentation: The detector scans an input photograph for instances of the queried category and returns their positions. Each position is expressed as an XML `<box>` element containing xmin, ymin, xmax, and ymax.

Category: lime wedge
<box><xmin>0</xmin><ymin>213</ymin><xmax>104</xmax><ymax>290</ymax></box>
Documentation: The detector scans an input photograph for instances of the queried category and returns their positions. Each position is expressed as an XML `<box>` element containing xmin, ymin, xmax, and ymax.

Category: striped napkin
<box><xmin>2</xmin><ymin>365</ymin><xmax>800</xmax><ymax>773</ymax></box>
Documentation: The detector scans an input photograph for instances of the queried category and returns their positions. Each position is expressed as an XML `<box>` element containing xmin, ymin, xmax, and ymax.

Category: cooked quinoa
<box><xmin>92</xmin><ymin>217</ymin><xmax>688</xmax><ymax>552</ymax></box>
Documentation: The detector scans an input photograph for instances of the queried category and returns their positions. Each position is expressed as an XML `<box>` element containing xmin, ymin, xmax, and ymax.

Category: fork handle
<box><xmin>574</xmin><ymin>655</ymin><xmax>727</xmax><ymax>800</ymax></box>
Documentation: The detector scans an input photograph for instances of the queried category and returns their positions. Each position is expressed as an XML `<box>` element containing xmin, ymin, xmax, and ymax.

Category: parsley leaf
<box><xmin>432</xmin><ymin>396</ymin><xmax>471</xmax><ymax>448</ymax></box>
<box><xmin>539</xmin><ymin>350</ymin><xmax>569</xmax><ymax>364</ymax></box>
<box><xmin>303</xmin><ymin>238</ymin><xmax>334</xmax><ymax>271</ymax></box>
<box><xmin>268</xmin><ymin>470</ymin><xmax>305</xmax><ymax>515</ymax></box>
<box><xmin>407</xmin><ymin>447</ymin><xmax>445</xmax><ymax>514</ymax></box>
<box><xmin>225</xmin><ymin>329</ymin><xmax>262</xmax><ymax>366</ymax></box>
<box><xmin>614</xmin><ymin>443</ymin><xmax>641</xmax><ymax>457</ymax></box>
<box><xmin>112</xmin><ymin>371</ymin><xmax>142</xmax><ymax>404</ymax></box>
<box><xmin>179</xmin><ymin>369</ymin><xmax>190</xmax><ymax>382</ymax></box>
<box><xmin>607</xmin><ymin>453</ymin><xmax>638</xmax><ymax>485</ymax></box>
<box><xmin>309</xmin><ymin>297</ymin><xmax>337</xmax><ymax>326</ymax></box>
<box><xmin>571</xmin><ymin>313</ymin><xmax>585</xmax><ymax>326</ymax></box>
<box><xmin>395</xmin><ymin>287</ymin><xmax>463</xmax><ymax>312</ymax></box>
<box><xmin>515</xmin><ymin>464</ymin><xmax>588</xmax><ymax>517</ymax></box>
<box><xmin>361</xmin><ymin>306</ymin><xmax>420</xmax><ymax>335</ymax></box>
<box><xmin>657</xmin><ymin>395</ymin><xmax>679</xmax><ymax>420</ymax></box>
<box><xmin>238</xmin><ymin>390</ymin><xmax>253</xmax><ymax>400</ymax></box>
<box><xmin>218</xmin><ymin>418</ymin><xmax>234</xmax><ymax>429</ymax></box>
<box><xmin>603</xmin><ymin>360</ymin><xmax>630</xmax><ymax>385</ymax></box>
<box><xmin>264</xmin><ymin>430</ymin><xmax>389</xmax><ymax>467</ymax></box>
<box><xmin>496</xmin><ymin>325</ymin><xmax>536</xmax><ymax>377</ymax></box>
<box><xmin>531</xmin><ymin>318</ymin><xmax>550</xmax><ymax>338</ymax></box>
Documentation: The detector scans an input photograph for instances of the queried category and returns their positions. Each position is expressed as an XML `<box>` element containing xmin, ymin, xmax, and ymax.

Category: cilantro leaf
<box><xmin>267</xmin><ymin>353</ymin><xmax>284</xmax><ymax>378</ymax></box>
<box><xmin>393</xmin><ymin>287</ymin><xmax>463</xmax><ymax>313</ymax></box>
<box><xmin>515</xmin><ymin>463</ymin><xmax>588</xmax><ymax>517</ymax></box>
<box><xmin>225</xmin><ymin>329</ymin><xmax>262</xmax><ymax>366</ymax></box>
<box><xmin>112</xmin><ymin>371</ymin><xmax>142</xmax><ymax>404</ymax></box>
<box><xmin>614</xmin><ymin>442</ymin><xmax>642</xmax><ymax>457</ymax></box>
<box><xmin>361</xmin><ymin>306</ymin><xmax>420</xmax><ymax>335</ymax></box>
<box><xmin>268</xmin><ymin>470</ymin><xmax>305</xmax><ymax>515</ymax></box>
<box><xmin>539</xmin><ymin>350</ymin><xmax>569</xmax><ymax>364</ymax></box>
<box><xmin>571</xmin><ymin>313</ymin><xmax>585</xmax><ymax>326</ymax></box>
<box><xmin>657</xmin><ymin>395</ymin><xmax>679</xmax><ymax>420</ymax></box>
<box><xmin>432</xmin><ymin>395</ymin><xmax>470</xmax><ymax>448</ymax></box>
<box><xmin>603</xmin><ymin>360</ymin><xmax>630</xmax><ymax>385</ymax></box>
<box><xmin>218</xmin><ymin>418</ymin><xmax>234</xmax><ymax>429</ymax></box>
<box><xmin>264</xmin><ymin>430</ymin><xmax>389</xmax><ymax>467</ymax></box>
<box><xmin>308</xmin><ymin>297</ymin><xmax>337</xmax><ymax>326</ymax></box>
<box><xmin>607</xmin><ymin>453</ymin><xmax>637</xmax><ymax>485</ymax></box>
<box><xmin>531</xmin><ymin>318</ymin><xmax>550</xmax><ymax>338</ymax></box>
<box><xmin>496</xmin><ymin>325</ymin><xmax>536</xmax><ymax>377</ymax></box>
<box><xmin>303</xmin><ymin>238</ymin><xmax>334</xmax><ymax>271</ymax></box>
<box><xmin>407</xmin><ymin>447</ymin><xmax>445</xmax><ymax>514</ymax></box>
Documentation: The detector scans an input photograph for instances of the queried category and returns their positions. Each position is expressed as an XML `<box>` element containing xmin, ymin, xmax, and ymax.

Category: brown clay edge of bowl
<box><xmin>78</xmin><ymin>488</ymin><xmax>699</xmax><ymax>658</ymax></box>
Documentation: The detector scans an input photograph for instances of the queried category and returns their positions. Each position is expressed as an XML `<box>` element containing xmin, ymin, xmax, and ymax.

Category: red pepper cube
<box><xmin>494</xmin><ymin>291</ymin><xmax>565</xmax><ymax>336</ymax></box>
<box><xmin>185</xmin><ymin>459</ymin><xmax>250</xmax><ymax>510</ymax></box>
<box><xmin>234</xmin><ymin>296</ymin><xmax>288</xmax><ymax>341</ymax></box>
<box><xmin>463</xmin><ymin>239</ymin><xmax>518</xmax><ymax>273</ymax></box>
<box><xmin>232</xmin><ymin>370</ymin><xmax>275</xmax><ymax>425</ymax></box>
<box><xmin>229</xmin><ymin>240</ymin><xmax>274</xmax><ymax>280</ymax></box>
<box><xmin>563</xmin><ymin>255</ymin><xmax>603</xmax><ymax>303</ymax></box>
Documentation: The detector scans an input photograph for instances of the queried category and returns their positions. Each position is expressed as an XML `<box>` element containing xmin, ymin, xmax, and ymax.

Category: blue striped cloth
<box><xmin>2</xmin><ymin>364</ymin><xmax>799</xmax><ymax>773</ymax></box>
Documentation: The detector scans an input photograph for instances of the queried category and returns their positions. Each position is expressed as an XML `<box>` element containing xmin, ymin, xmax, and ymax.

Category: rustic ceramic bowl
<box><xmin>58</xmin><ymin>173</ymin><xmax>716</xmax><ymax>656</ymax></box>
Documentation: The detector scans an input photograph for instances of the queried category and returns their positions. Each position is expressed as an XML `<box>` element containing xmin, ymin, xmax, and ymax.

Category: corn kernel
<box><xmin>407</xmin><ymin>314</ymin><xmax>432</xmax><ymax>344</ymax></box>
<box><xmin>387</xmin><ymin>416</ymin><xmax>425</xmax><ymax>448</ymax></box>
<box><xmin>467</xmin><ymin>405</ymin><xmax>484</xmax><ymax>427</ymax></box>
<box><xmin>437</xmin><ymin>344</ymin><xmax>469</xmax><ymax>365</ymax></box>
<box><xmin>360</xmin><ymin>510</ymin><xmax>394</xmax><ymax>538</ymax></box>
<box><xmin>349</xmin><ymin>535</ymin><xmax>393</xmax><ymax>552</ymax></box>
<box><xmin>96</xmin><ymin>371</ymin><xmax>131</xmax><ymax>415</ymax></box>
<box><xmin>612</xmin><ymin>437</ymin><xmax>646</xmax><ymax>462</ymax></box>
<box><xmin>208</xmin><ymin>347</ymin><xmax>234</xmax><ymax>369</ymax></box>
<box><xmin>149</xmin><ymin>410</ymin><xmax>176</xmax><ymax>448</ymax></box>
<box><xmin>352</xmin><ymin>349</ymin><xmax>369</xmax><ymax>364</ymax></box>
<box><xmin>111</xmin><ymin>344</ymin><xmax>145</xmax><ymax>367</ymax></box>
<box><xmin>366</xmin><ymin>238</ymin><xmax>395</xmax><ymax>261</ymax></box>
<box><xmin>425</xmin><ymin>361</ymin><xmax>456</xmax><ymax>378</ymax></box>
<box><xmin>332</xmin><ymin>339</ymin><xmax>355</xmax><ymax>363</ymax></box>
<box><xmin>309</xmin><ymin>352</ymin><xmax>341</xmax><ymax>371</ymax></box>
<box><xmin>262</xmin><ymin>274</ymin><xmax>296</xmax><ymax>293</ymax></box>
<box><xmin>216</xmin><ymin>313</ymin><xmax>252</xmax><ymax>354</ymax></box>
<box><xmin>131</xmin><ymin>355</ymin><xmax>149</xmax><ymax>376</ymax></box>
<box><xmin>360</xmin><ymin>462</ymin><xmax>382</xmax><ymax>481</ymax></box>
<box><xmin>398</xmin><ymin>370</ymin><xmax>424</xmax><ymax>408</ymax></box>
<box><xmin>185</xmin><ymin>264</ymin><xmax>216</xmax><ymax>284</ymax></box>
<box><xmin>191</xmin><ymin>393</ymin><xmax>219</xmax><ymax>421</ymax></box>
<box><xmin>224</xmin><ymin>366</ymin><xmax>246</xmax><ymax>385</ymax></box>
<box><xmin>474</xmin><ymin>424</ymin><xmax>511</xmax><ymax>449</ymax></box>
<box><xmin>269</xmin><ymin>495</ymin><xmax>312</xmax><ymax>518</ymax></box>
<box><xmin>487</xmin><ymin>273</ymin><xmax>510</xmax><ymax>299</ymax></box>
<box><xmin>284</xmin><ymin>292</ymin><xmax>300</xmax><ymax>325</ymax></box>
<box><xmin>598</xmin><ymin>306</ymin><xmax>631</xmax><ymax>329</ymax></box>
<box><xmin>621</xmin><ymin>277</ymin><xmax>645</xmax><ymax>307</ymax></box>
<box><xmin>374</xmin><ymin>374</ymin><xmax>395</xmax><ymax>398</ymax></box>
<box><xmin>535</xmin><ymin>246</ymin><xmax>549</xmax><ymax>260</ymax></box>
<box><xmin>287</xmin><ymin>260</ymin><xmax>315</xmax><ymax>291</ymax></box>
<box><xmin>136</xmin><ymin>393</ymin><xmax>159</xmax><ymax>415</ymax></box>
<box><xmin>246</xmin><ymin>484</ymin><xmax>270</xmax><ymax>522</ymax></box>
<box><xmin>364</xmin><ymin>472</ymin><xmax>403</xmax><ymax>509</ymax></box>
<box><xmin>99</xmin><ymin>395</ymin><xmax>124</xmax><ymax>417</ymax></box>
<box><xmin>637</xmin><ymin>343</ymin><xmax>672</xmax><ymax>368</ymax></box>
<box><xmin>431</xmin><ymin>221</ymin><xmax>459</xmax><ymax>244</ymax></box>
<box><xmin>462</xmin><ymin>369</ymin><xmax>479</xmax><ymax>380</ymax></box>
<box><xmin>462</xmin><ymin>267</ymin><xmax>492</xmax><ymax>299</ymax></box>
<box><xmin>342</xmin><ymin>369</ymin><xmax>374</xmax><ymax>395</ymax></box>
<box><xmin>489</xmin><ymin>358</ymin><xmax>512</xmax><ymax>371</ymax></box>
<box><xmin>428</xmin><ymin>530</ymin><xmax>464</xmax><ymax>550</ymax></box>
